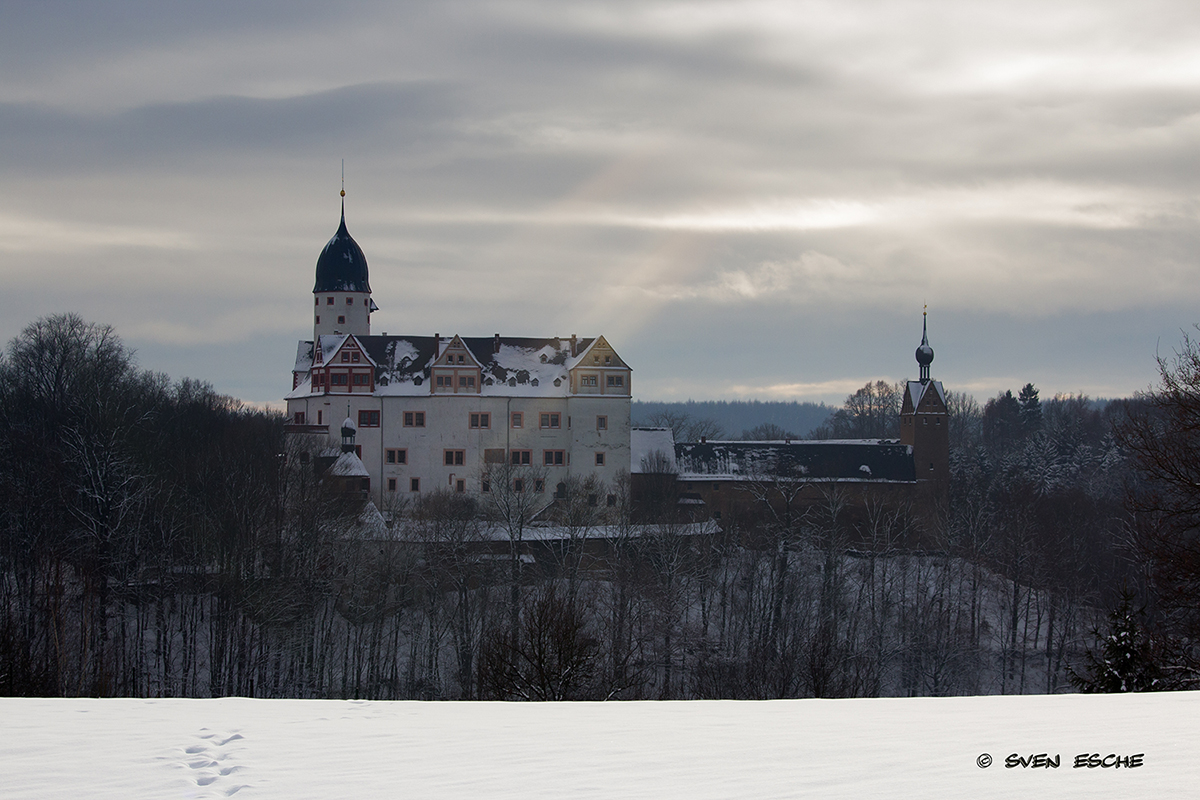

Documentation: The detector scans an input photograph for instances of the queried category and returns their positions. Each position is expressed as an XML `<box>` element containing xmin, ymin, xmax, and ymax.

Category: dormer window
<box><xmin>341</xmin><ymin>352</ymin><xmax>350</xmax><ymax>362</ymax></box>
<box><xmin>351</xmin><ymin>352</ymin><xmax>360</xmax><ymax>363</ymax></box>
<box><xmin>457</xmin><ymin>354</ymin><xmax>464</xmax><ymax>364</ymax></box>
<box><xmin>605</xmin><ymin>355</ymin><xmax>612</xmax><ymax>365</ymax></box>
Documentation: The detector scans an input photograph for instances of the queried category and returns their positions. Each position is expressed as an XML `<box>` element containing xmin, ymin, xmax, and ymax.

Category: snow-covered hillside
<box><xmin>2</xmin><ymin>692</ymin><xmax>1194</xmax><ymax>798</ymax></box>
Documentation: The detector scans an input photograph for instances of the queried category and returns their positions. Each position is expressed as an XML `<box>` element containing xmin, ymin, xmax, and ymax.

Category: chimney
<box><xmin>570</xmin><ymin>334</ymin><xmax>577</xmax><ymax>357</ymax></box>
<box><xmin>434</xmin><ymin>333</ymin><xmax>439</xmax><ymax>358</ymax></box>
<box><xmin>494</xmin><ymin>333</ymin><xmax>501</xmax><ymax>354</ymax></box>
<box><xmin>701</xmin><ymin>436</ymin><xmax>707</xmax><ymax>444</ymax></box>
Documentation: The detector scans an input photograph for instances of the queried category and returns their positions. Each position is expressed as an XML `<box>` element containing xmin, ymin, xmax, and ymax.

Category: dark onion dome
<box><xmin>313</xmin><ymin>203</ymin><xmax>371</xmax><ymax>293</ymax></box>
<box><xmin>915</xmin><ymin>312</ymin><xmax>934</xmax><ymax>366</ymax></box>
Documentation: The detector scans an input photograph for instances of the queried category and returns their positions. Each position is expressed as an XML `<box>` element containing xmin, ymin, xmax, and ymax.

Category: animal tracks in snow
<box><xmin>165</xmin><ymin>728</ymin><xmax>251</xmax><ymax>796</ymax></box>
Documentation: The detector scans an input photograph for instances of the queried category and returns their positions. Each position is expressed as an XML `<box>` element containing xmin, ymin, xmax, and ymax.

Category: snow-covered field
<box><xmin>2</xmin><ymin>693</ymin><xmax>1195</xmax><ymax>798</ymax></box>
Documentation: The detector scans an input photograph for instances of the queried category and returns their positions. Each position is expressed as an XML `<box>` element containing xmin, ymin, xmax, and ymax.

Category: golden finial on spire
<box><xmin>340</xmin><ymin>159</ymin><xmax>345</xmax><ymax>197</ymax></box>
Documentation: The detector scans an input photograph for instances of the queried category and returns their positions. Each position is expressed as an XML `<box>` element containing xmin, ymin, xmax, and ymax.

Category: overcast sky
<box><xmin>3</xmin><ymin>0</ymin><xmax>1199</xmax><ymax>406</ymax></box>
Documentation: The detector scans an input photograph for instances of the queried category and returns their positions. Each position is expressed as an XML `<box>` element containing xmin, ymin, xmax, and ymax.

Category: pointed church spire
<box><xmin>915</xmin><ymin>306</ymin><xmax>934</xmax><ymax>384</ymax></box>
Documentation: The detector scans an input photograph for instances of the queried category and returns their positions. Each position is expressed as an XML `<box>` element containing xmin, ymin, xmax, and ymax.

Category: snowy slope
<box><xmin>2</xmin><ymin>693</ymin><xmax>1195</xmax><ymax>799</ymax></box>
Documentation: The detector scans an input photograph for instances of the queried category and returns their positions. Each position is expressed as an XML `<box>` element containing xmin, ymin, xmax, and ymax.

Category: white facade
<box><xmin>287</xmin><ymin>208</ymin><xmax>632</xmax><ymax>508</ymax></box>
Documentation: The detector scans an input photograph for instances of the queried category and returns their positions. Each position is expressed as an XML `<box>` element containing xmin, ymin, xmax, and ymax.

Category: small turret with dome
<box><xmin>311</xmin><ymin>184</ymin><xmax>377</xmax><ymax>339</ymax></box>
<box><xmin>915</xmin><ymin>307</ymin><xmax>934</xmax><ymax>384</ymax></box>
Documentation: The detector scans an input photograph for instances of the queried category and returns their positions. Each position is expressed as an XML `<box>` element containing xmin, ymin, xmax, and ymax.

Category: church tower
<box><xmin>900</xmin><ymin>310</ymin><xmax>950</xmax><ymax>486</ymax></box>
<box><xmin>312</xmin><ymin>190</ymin><xmax>376</xmax><ymax>339</ymax></box>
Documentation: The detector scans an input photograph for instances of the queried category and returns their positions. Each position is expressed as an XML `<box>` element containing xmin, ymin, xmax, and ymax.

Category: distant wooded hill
<box><xmin>632</xmin><ymin>399</ymin><xmax>833</xmax><ymax>439</ymax></box>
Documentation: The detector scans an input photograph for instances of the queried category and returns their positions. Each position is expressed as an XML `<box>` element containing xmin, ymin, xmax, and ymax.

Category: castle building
<box><xmin>631</xmin><ymin>314</ymin><xmax>950</xmax><ymax>534</ymax></box>
<box><xmin>899</xmin><ymin>310</ymin><xmax>950</xmax><ymax>487</ymax></box>
<box><xmin>285</xmin><ymin>197</ymin><xmax>633</xmax><ymax>507</ymax></box>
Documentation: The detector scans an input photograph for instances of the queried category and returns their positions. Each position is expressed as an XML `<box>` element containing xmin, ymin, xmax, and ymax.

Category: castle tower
<box><xmin>312</xmin><ymin>191</ymin><xmax>376</xmax><ymax>339</ymax></box>
<box><xmin>900</xmin><ymin>310</ymin><xmax>949</xmax><ymax>486</ymax></box>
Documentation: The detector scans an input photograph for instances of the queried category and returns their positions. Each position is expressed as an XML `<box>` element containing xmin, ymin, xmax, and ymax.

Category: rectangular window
<box><xmin>388</xmin><ymin>478</ymin><xmax>397</xmax><ymax>492</ymax></box>
<box><xmin>606</xmin><ymin>494</ymin><xmax>616</xmax><ymax>507</ymax></box>
<box><xmin>510</xmin><ymin>449</ymin><xmax>532</xmax><ymax>466</ymax></box>
<box><xmin>410</xmin><ymin>477</ymin><xmax>420</xmax><ymax>492</ymax></box>
<box><xmin>470</xmin><ymin>412</ymin><xmax>490</xmax><ymax>429</ymax></box>
<box><xmin>481</xmin><ymin>476</ymin><xmax>491</xmax><ymax>493</ymax></box>
<box><xmin>540</xmin><ymin>412</ymin><xmax>560</xmax><ymax>429</ymax></box>
<box><xmin>293</xmin><ymin>412</ymin><xmax>305</xmax><ymax>424</ymax></box>
<box><xmin>346</xmin><ymin>297</ymin><xmax>353</xmax><ymax>305</ymax></box>
<box><xmin>484</xmin><ymin>448</ymin><xmax>506</xmax><ymax>464</ymax></box>
<box><xmin>595</xmin><ymin>452</ymin><xmax>605</xmax><ymax>466</ymax></box>
<box><xmin>352</xmin><ymin>374</ymin><xmax>369</xmax><ymax>385</ymax></box>
<box><xmin>327</xmin><ymin>297</ymin><xmax>334</xmax><ymax>305</ymax></box>
<box><xmin>534</xmin><ymin>479</ymin><xmax>545</xmax><ymax>493</ymax></box>
<box><xmin>386</xmin><ymin>449</ymin><xmax>407</xmax><ymax>465</ymax></box>
<box><xmin>596</xmin><ymin>415</ymin><xmax>607</xmax><ymax>431</ymax></box>
<box><xmin>581</xmin><ymin>375</ymin><xmax>598</xmax><ymax>387</ymax></box>
<box><xmin>351</xmin><ymin>352</ymin><xmax>360</xmax><ymax>363</ymax></box>
<box><xmin>358</xmin><ymin>410</ymin><xmax>380</xmax><ymax>427</ymax></box>
<box><xmin>456</xmin><ymin>479</ymin><xmax>465</xmax><ymax>493</ymax></box>
<box><xmin>444</xmin><ymin>449</ymin><xmax>465</xmax><ymax>466</ymax></box>
<box><xmin>511</xmin><ymin>412</ymin><xmax>523</xmax><ymax>428</ymax></box>
<box><xmin>330</xmin><ymin>373</ymin><xmax>348</xmax><ymax>385</ymax></box>
<box><xmin>317</xmin><ymin>410</ymin><xmax>322</xmax><ymax>425</ymax></box>
<box><xmin>606</xmin><ymin>375</ymin><xmax>624</xmax><ymax>387</ymax></box>
<box><xmin>513</xmin><ymin>478</ymin><xmax>525</xmax><ymax>492</ymax></box>
<box><xmin>403</xmin><ymin>411</ymin><xmax>425</xmax><ymax>427</ymax></box>
<box><xmin>315</xmin><ymin>315</ymin><xmax>320</xmax><ymax>324</ymax></box>
<box><xmin>543</xmin><ymin>450</ymin><xmax>565</xmax><ymax>466</ymax></box>
<box><xmin>338</xmin><ymin>316</ymin><xmax>346</xmax><ymax>325</ymax></box>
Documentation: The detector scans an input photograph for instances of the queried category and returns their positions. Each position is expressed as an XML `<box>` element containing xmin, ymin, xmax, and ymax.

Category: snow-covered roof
<box><xmin>288</xmin><ymin>334</ymin><xmax>627</xmax><ymax>399</ymax></box>
<box><xmin>631</xmin><ymin>428</ymin><xmax>678</xmax><ymax>474</ymax></box>
<box><xmin>906</xmin><ymin>379</ymin><xmax>946</xmax><ymax>411</ymax></box>
<box><xmin>674</xmin><ymin>439</ymin><xmax>916</xmax><ymax>483</ymax></box>
<box><xmin>328</xmin><ymin>451</ymin><xmax>370</xmax><ymax>478</ymax></box>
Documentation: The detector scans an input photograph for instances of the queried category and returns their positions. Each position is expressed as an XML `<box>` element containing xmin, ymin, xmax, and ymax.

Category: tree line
<box><xmin>2</xmin><ymin>314</ymin><xmax>1197</xmax><ymax>698</ymax></box>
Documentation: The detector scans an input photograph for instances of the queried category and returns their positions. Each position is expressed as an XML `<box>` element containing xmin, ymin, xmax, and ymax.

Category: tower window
<box><xmin>315</xmin><ymin>316</ymin><xmax>320</xmax><ymax>324</ymax></box>
<box><xmin>315</xmin><ymin>297</ymin><xmax>319</xmax><ymax>306</ymax></box>
<box><xmin>338</xmin><ymin>316</ymin><xmax>346</xmax><ymax>325</ymax></box>
<box><xmin>327</xmin><ymin>297</ymin><xmax>334</xmax><ymax>305</ymax></box>
<box><xmin>346</xmin><ymin>297</ymin><xmax>353</xmax><ymax>305</ymax></box>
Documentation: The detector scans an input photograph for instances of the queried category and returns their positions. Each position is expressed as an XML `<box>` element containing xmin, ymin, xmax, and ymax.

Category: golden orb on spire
<box><xmin>340</xmin><ymin>189</ymin><xmax>346</xmax><ymax>197</ymax></box>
